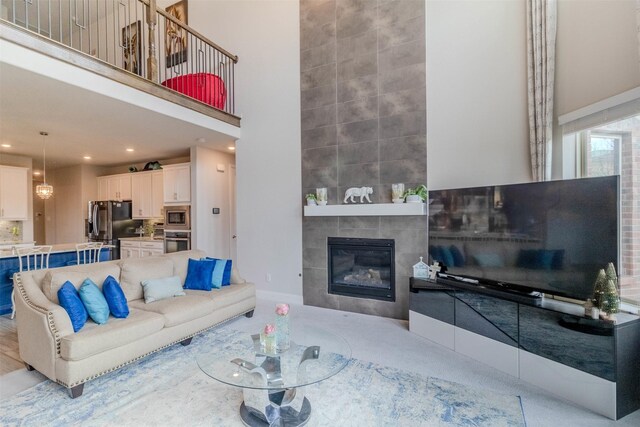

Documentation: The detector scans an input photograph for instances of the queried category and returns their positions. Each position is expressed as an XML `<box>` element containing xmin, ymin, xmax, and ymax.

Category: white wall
<box><xmin>555</xmin><ymin>0</ymin><xmax>640</xmax><ymax>116</ymax></box>
<box><xmin>189</xmin><ymin>0</ymin><xmax>302</xmax><ymax>297</ymax></box>
<box><xmin>191</xmin><ymin>146</ymin><xmax>235</xmax><ymax>258</ymax></box>
<box><xmin>48</xmin><ymin>166</ymin><xmax>83</xmax><ymax>244</ymax></box>
<box><xmin>552</xmin><ymin>0</ymin><xmax>640</xmax><ymax>178</ymax></box>
<box><xmin>426</xmin><ymin>0</ymin><xmax>531</xmax><ymax>190</ymax></box>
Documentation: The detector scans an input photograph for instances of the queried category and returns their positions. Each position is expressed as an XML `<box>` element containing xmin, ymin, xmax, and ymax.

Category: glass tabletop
<box><xmin>196</xmin><ymin>323</ymin><xmax>351</xmax><ymax>390</ymax></box>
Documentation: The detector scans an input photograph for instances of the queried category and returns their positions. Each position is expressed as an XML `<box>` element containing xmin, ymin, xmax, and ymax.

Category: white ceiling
<box><xmin>0</xmin><ymin>61</ymin><xmax>237</xmax><ymax>171</ymax></box>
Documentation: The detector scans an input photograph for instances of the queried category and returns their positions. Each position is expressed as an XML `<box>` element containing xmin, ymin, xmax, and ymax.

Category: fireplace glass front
<box><xmin>328</xmin><ymin>237</ymin><xmax>395</xmax><ymax>302</ymax></box>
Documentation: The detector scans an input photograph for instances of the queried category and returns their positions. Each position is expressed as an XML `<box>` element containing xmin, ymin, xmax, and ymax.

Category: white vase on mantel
<box><xmin>406</xmin><ymin>195</ymin><xmax>422</xmax><ymax>203</ymax></box>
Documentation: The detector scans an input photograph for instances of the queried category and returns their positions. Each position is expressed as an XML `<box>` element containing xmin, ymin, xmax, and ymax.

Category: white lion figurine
<box><xmin>343</xmin><ymin>186</ymin><xmax>373</xmax><ymax>204</ymax></box>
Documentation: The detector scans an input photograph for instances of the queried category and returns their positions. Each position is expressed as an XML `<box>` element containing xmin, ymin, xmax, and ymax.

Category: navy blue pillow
<box><xmin>57</xmin><ymin>281</ymin><xmax>88</xmax><ymax>332</ymax></box>
<box><xmin>428</xmin><ymin>245</ymin><xmax>442</xmax><ymax>264</ymax></box>
<box><xmin>205</xmin><ymin>257</ymin><xmax>233</xmax><ymax>286</ymax></box>
<box><xmin>439</xmin><ymin>246</ymin><xmax>455</xmax><ymax>268</ymax></box>
<box><xmin>449</xmin><ymin>245</ymin><xmax>465</xmax><ymax>267</ymax></box>
<box><xmin>102</xmin><ymin>275</ymin><xmax>129</xmax><ymax>318</ymax></box>
<box><xmin>184</xmin><ymin>258</ymin><xmax>215</xmax><ymax>291</ymax></box>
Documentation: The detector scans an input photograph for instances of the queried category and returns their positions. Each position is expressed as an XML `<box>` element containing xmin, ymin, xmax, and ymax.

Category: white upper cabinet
<box><xmin>97</xmin><ymin>173</ymin><xmax>132</xmax><ymax>201</ymax></box>
<box><xmin>0</xmin><ymin>166</ymin><xmax>29</xmax><ymax>220</ymax></box>
<box><xmin>163</xmin><ymin>163</ymin><xmax>191</xmax><ymax>204</ymax></box>
<box><xmin>151</xmin><ymin>171</ymin><xmax>164</xmax><ymax>217</ymax></box>
<box><xmin>131</xmin><ymin>170</ymin><xmax>164</xmax><ymax>219</ymax></box>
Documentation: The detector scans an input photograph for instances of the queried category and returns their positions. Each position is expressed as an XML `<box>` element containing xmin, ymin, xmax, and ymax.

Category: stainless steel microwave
<box><xmin>164</xmin><ymin>205</ymin><xmax>190</xmax><ymax>230</ymax></box>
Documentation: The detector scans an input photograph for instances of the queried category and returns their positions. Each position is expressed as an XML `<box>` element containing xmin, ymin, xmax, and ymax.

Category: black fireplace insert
<box><xmin>327</xmin><ymin>237</ymin><xmax>395</xmax><ymax>302</ymax></box>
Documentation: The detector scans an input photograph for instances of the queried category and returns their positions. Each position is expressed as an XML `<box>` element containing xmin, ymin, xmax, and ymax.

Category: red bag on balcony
<box><xmin>161</xmin><ymin>73</ymin><xmax>227</xmax><ymax>111</ymax></box>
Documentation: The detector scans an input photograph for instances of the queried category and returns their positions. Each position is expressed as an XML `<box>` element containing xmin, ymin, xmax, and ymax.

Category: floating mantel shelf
<box><xmin>303</xmin><ymin>203</ymin><xmax>427</xmax><ymax>217</ymax></box>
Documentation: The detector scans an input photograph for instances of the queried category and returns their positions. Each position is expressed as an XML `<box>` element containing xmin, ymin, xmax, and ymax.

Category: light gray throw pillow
<box><xmin>141</xmin><ymin>276</ymin><xmax>185</xmax><ymax>303</ymax></box>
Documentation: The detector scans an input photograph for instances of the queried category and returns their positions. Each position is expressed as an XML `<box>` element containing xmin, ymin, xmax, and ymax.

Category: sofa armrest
<box><xmin>14</xmin><ymin>272</ymin><xmax>74</xmax><ymax>381</ymax></box>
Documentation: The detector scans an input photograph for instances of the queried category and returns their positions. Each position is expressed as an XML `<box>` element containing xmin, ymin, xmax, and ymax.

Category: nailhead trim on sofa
<box><xmin>14</xmin><ymin>273</ymin><xmax>63</xmax><ymax>355</ymax></box>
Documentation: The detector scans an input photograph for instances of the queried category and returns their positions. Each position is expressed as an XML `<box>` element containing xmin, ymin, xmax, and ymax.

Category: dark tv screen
<box><xmin>428</xmin><ymin>176</ymin><xmax>619</xmax><ymax>301</ymax></box>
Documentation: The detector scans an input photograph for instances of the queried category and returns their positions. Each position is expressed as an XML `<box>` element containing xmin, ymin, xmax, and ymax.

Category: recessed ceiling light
<box><xmin>228</xmin><ymin>146</ymin><xmax>236</xmax><ymax>150</ymax></box>
<box><xmin>126</xmin><ymin>148</ymin><xmax>134</xmax><ymax>152</ymax></box>
<box><xmin>1</xmin><ymin>144</ymin><xmax>11</xmax><ymax>148</ymax></box>
<box><xmin>83</xmin><ymin>156</ymin><xmax>92</xmax><ymax>160</ymax></box>
<box><xmin>196</xmin><ymin>137</ymin><xmax>206</xmax><ymax>143</ymax></box>
<box><xmin>33</xmin><ymin>171</ymin><xmax>41</xmax><ymax>176</ymax></box>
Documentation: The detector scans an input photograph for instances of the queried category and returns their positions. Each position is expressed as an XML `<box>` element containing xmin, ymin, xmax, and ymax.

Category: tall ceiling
<box><xmin>0</xmin><ymin>61</ymin><xmax>237</xmax><ymax>171</ymax></box>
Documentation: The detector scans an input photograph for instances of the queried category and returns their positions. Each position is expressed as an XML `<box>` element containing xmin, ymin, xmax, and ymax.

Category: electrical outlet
<box><xmin>266</xmin><ymin>273</ymin><xmax>272</xmax><ymax>282</ymax></box>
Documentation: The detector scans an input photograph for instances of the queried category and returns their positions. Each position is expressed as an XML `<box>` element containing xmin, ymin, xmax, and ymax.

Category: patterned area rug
<box><xmin>0</xmin><ymin>326</ymin><xmax>525</xmax><ymax>426</ymax></box>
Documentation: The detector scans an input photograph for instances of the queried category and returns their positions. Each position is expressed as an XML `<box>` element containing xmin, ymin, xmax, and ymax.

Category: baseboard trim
<box><xmin>256</xmin><ymin>289</ymin><xmax>304</xmax><ymax>305</ymax></box>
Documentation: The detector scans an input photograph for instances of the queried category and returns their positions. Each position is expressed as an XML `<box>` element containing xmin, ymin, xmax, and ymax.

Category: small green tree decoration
<box><xmin>601</xmin><ymin>262</ymin><xmax>620</xmax><ymax>318</ymax></box>
<box><xmin>591</xmin><ymin>269</ymin><xmax>607</xmax><ymax>309</ymax></box>
<box><xmin>601</xmin><ymin>279</ymin><xmax>620</xmax><ymax>317</ymax></box>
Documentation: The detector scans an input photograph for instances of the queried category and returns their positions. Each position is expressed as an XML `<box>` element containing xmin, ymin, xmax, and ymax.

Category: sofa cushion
<box><xmin>43</xmin><ymin>264</ymin><xmax>121</xmax><ymax>304</ymax></box>
<box><xmin>119</xmin><ymin>257</ymin><xmax>174</xmax><ymax>301</ymax></box>
<box><xmin>184</xmin><ymin>282</ymin><xmax>255</xmax><ymax>310</ymax></box>
<box><xmin>129</xmin><ymin>294</ymin><xmax>216</xmax><ymax>327</ymax></box>
<box><xmin>60</xmin><ymin>308</ymin><xmax>164</xmax><ymax>361</ymax></box>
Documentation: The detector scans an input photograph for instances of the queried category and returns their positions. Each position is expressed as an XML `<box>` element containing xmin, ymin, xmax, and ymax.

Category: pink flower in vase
<box><xmin>275</xmin><ymin>303</ymin><xmax>290</xmax><ymax>316</ymax></box>
<box><xmin>264</xmin><ymin>323</ymin><xmax>276</xmax><ymax>335</ymax></box>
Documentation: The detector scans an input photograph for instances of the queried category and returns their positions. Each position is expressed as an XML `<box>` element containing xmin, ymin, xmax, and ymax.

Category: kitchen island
<box><xmin>0</xmin><ymin>244</ymin><xmax>112</xmax><ymax>315</ymax></box>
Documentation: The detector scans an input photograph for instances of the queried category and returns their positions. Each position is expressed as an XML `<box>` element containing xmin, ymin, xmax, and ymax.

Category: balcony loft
<box><xmin>0</xmin><ymin>0</ymin><xmax>241</xmax><ymax>151</ymax></box>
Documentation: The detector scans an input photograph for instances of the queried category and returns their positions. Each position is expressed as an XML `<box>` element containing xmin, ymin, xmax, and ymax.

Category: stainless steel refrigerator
<box><xmin>87</xmin><ymin>201</ymin><xmax>143</xmax><ymax>259</ymax></box>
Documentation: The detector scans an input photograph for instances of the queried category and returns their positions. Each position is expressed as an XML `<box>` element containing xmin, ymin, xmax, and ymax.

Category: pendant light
<box><xmin>35</xmin><ymin>131</ymin><xmax>54</xmax><ymax>199</ymax></box>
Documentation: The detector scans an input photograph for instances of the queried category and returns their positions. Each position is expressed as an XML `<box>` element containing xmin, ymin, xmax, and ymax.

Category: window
<box><xmin>564</xmin><ymin>111</ymin><xmax>640</xmax><ymax>308</ymax></box>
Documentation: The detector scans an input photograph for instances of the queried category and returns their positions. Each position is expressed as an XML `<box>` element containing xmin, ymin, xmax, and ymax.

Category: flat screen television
<box><xmin>428</xmin><ymin>176</ymin><xmax>619</xmax><ymax>301</ymax></box>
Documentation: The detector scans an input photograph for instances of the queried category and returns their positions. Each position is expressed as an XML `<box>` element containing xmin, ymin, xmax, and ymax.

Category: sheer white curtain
<box><xmin>526</xmin><ymin>0</ymin><xmax>557</xmax><ymax>182</ymax></box>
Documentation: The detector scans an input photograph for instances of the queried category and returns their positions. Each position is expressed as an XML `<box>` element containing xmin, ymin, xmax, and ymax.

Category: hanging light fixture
<box><xmin>35</xmin><ymin>131</ymin><xmax>54</xmax><ymax>200</ymax></box>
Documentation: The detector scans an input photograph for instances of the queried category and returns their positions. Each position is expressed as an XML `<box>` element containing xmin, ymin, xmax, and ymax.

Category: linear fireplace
<box><xmin>327</xmin><ymin>237</ymin><xmax>395</xmax><ymax>302</ymax></box>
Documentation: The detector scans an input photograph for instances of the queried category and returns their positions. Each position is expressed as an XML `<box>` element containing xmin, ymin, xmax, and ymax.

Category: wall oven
<box><xmin>164</xmin><ymin>205</ymin><xmax>190</xmax><ymax>230</ymax></box>
<box><xmin>164</xmin><ymin>230</ymin><xmax>191</xmax><ymax>253</ymax></box>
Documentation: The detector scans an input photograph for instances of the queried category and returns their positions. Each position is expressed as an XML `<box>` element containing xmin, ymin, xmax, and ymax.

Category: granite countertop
<box><xmin>0</xmin><ymin>243</ymin><xmax>115</xmax><ymax>259</ymax></box>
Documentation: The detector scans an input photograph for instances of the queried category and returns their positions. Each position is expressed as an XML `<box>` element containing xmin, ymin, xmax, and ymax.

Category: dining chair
<box><xmin>75</xmin><ymin>242</ymin><xmax>104</xmax><ymax>265</ymax></box>
<box><xmin>12</xmin><ymin>245</ymin><xmax>53</xmax><ymax>320</ymax></box>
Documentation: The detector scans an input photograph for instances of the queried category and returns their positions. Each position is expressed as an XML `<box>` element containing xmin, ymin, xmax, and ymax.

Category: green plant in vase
<box><xmin>305</xmin><ymin>194</ymin><xmax>317</xmax><ymax>206</ymax></box>
<box><xmin>403</xmin><ymin>185</ymin><xmax>428</xmax><ymax>203</ymax></box>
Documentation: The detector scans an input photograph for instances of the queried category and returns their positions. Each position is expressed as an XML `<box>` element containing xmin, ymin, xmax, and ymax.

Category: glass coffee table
<box><xmin>197</xmin><ymin>323</ymin><xmax>351</xmax><ymax>426</ymax></box>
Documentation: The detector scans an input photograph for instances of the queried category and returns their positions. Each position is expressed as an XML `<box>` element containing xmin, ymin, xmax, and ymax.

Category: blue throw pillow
<box><xmin>58</xmin><ymin>281</ymin><xmax>88</xmax><ymax>332</ymax></box>
<box><xmin>184</xmin><ymin>258</ymin><xmax>215</xmax><ymax>291</ymax></box>
<box><xmin>102</xmin><ymin>275</ymin><xmax>129</xmax><ymax>318</ymax></box>
<box><xmin>79</xmin><ymin>279</ymin><xmax>110</xmax><ymax>325</ymax></box>
<box><xmin>142</xmin><ymin>276</ymin><xmax>185</xmax><ymax>303</ymax></box>
<box><xmin>449</xmin><ymin>245</ymin><xmax>465</xmax><ymax>267</ymax></box>
<box><xmin>205</xmin><ymin>258</ymin><xmax>233</xmax><ymax>287</ymax></box>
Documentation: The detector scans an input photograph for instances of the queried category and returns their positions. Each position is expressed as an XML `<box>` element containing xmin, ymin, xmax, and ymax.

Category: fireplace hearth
<box><xmin>328</xmin><ymin>237</ymin><xmax>395</xmax><ymax>302</ymax></box>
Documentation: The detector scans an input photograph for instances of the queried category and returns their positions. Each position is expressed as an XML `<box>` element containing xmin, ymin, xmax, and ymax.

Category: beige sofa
<box><xmin>12</xmin><ymin>250</ymin><xmax>256</xmax><ymax>398</ymax></box>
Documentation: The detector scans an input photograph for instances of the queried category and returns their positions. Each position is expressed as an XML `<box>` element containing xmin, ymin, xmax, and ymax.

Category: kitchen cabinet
<box><xmin>131</xmin><ymin>171</ymin><xmax>164</xmax><ymax>219</ymax></box>
<box><xmin>120</xmin><ymin>239</ymin><xmax>164</xmax><ymax>258</ymax></box>
<box><xmin>0</xmin><ymin>166</ymin><xmax>29</xmax><ymax>220</ymax></box>
<box><xmin>163</xmin><ymin>163</ymin><xmax>191</xmax><ymax>204</ymax></box>
<box><xmin>97</xmin><ymin>174</ymin><xmax>132</xmax><ymax>201</ymax></box>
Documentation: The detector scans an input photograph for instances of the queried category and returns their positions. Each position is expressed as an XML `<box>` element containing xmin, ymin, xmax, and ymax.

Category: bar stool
<box><xmin>76</xmin><ymin>242</ymin><xmax>103</xmax><ymax>265</ymax></box>
<box><xmin>12</xmin><ymin>245</ymin><xmax>52</xmax><ymax>320</ymax></box>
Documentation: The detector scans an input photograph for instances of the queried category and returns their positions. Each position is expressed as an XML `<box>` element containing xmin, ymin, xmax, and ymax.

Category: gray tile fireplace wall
<box><xmin>300</xmin><ymin>0</ymin><xmax>427</xmax><ymax>319</ymax></box>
